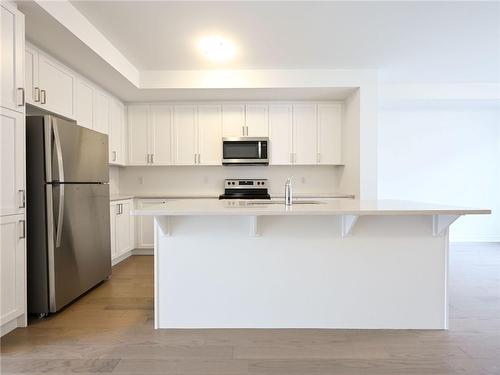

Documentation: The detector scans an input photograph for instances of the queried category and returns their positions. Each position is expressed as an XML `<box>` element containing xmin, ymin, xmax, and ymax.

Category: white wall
<box><xmin>378</xmin><ymin>106</ymin><xmax>500</xmax><ymax>242</ymax></box>
<box><xmin>109</xmin><ymin>166</ymin><xmax>120</xmax><ymax>195</ymax></box>
<box><xmin>118</xmin><ymin>166</ymin><xmax>345</xmax><ymax>197</ymax></box>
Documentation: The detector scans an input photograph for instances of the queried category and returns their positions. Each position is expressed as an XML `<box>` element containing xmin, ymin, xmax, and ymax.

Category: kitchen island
<box><xmin>132</xmin><ymin>199</ymin><xmax>489</xmax><ymax>330</ymax></box>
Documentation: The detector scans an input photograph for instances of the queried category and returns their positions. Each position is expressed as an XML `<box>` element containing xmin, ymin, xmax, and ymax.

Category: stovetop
<box><xmin>219</xmin><ymin>179</ymin><xmax>271</xmax><ymax>200</ymax></box>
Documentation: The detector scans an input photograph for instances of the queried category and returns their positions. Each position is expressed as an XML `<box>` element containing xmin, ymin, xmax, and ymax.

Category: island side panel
<box><xmin>155</xmin><ymin>215</ymin><xmax>448</xmax><ymax>329</ymax></box>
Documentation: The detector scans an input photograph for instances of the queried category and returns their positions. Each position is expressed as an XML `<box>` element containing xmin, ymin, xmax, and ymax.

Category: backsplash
<box><xmin>109</xmin><ymin>166</ymin><xmax>120</xmax><ymax>195</ymax></box>
<box><xmin>116</xmin><ymin>166</ymin><xmax>345</xmax><ymax>197</ymax></box>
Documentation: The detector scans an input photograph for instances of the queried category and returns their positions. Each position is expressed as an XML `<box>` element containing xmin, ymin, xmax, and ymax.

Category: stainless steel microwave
<box><xmin>222</xmin><ymin>137</ymin><xmax>269</xmax><ymax>165</ymax></box>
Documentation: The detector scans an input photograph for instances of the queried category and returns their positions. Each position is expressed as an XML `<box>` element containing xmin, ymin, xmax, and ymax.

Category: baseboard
<box><xmin>132</xmin><ymin>248</ymin><xmax>153</xmax><ymax>255</ymax></box>
<box><xmin>1</xmin><ymin>314</ymin><xmax>26</xmax><ymax>337</ymax></box>
<box><xmin>111</xmin><ymin>250</ymin><xmax>133</xmax><ymax>266</ymax></box>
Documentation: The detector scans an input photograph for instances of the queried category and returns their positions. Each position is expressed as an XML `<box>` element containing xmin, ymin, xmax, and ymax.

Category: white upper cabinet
<box><xmin>38</xmin><ymin>54</ymin><xmax>75</xmax><ymax>119</ymax></box>
<box><xmin>1</xmin><ymin>2</ymin><xmax>24</xmax><ymax>113</ymax></box>
<box><xmin>93</xmin><ymin>90</ymin><xmax>109</xmax><ymax>135</ymax></box>
<box><xmin>197</xmin><ymin>104</ymin><xmax>222</xmax><ymax>165</ymax></box>
<box><xmin>246</xmin><ymin>104</ymin><xmax>269</xmax><ymax>137</ymax></box>
<box><xmin>0</xmin><ymin>108</ymin><xmax>25</xmax><ymax>217</ymax></box>
<box><xmin>24</xmin><ymin>47</ymin><xmax>38</xmax><ymax>106</ymax></box>
<box><xmin>269</xmin><ymin>104</ymin><xmax>292</xmax><ymax>165</ymax></box>
<box><xmin>293</xmin><ymin>104</ymin><xmax>317</xmax><ymax>165</ymax></box>
<box><xmin>222</xmin><ymin>104</ymin><xmax>245</xmax><ymax>137</ymax></box>
<box><xmin>173</xmin><ymin>105</ymin><xmax>197</xmax><ymax>165</ymax></box>
<box><xmin>150</xmin><ymin>104</ymin><xmax>173</xmax><ymax>165</ymax></box>
<box><xmin>317</xmin><ymin>103</ymin><xmax>342</xmax><ymax>165</ymax></box>
<box><xmin>128</xmin><ymin>105</ymin><xmax>150</xmax><ymax>165</ymax></box>
<box><xmin>75</xmin><ymin>79</ymin><xmax>93</xmax><ymax>130</ymax></box>
<box><xmin>109</xmin><ymin>98</ymin><xmax>126</xmax><ymax>165</ymax></box>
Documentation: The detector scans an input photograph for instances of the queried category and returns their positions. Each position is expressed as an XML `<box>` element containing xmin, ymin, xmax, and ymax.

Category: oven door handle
<box><xmin>258</xmin><ymin>141</ymin><xmax>262</xmax><ymax>159</ymax></box>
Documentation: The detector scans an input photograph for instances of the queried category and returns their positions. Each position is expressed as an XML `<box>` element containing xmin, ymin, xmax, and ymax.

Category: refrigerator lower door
<box><xmin>47</xmin><ymin>183</ymin><xmax>111</xmax><ymax>312</ymax></box>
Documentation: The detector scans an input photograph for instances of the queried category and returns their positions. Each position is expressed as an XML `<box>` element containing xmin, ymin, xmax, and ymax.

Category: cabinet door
<box><xmin>269</xmin><ymin>104</ymin><xmax>292</xmax><ymax>165</ymax></box>
<box><xmin>75</xmin><ymin>79</ymin><xmax>93</xmax><ymax>130</ymax></box>
<box><xmin>222</xmin><ymin>104</ymin><xmax>245</xmax><ymax>137</ymax></box>
<box><xmin>1</xmin><ymin>3</ymin><xmax>24</xmax><ymax>113</ymax></box>
<box><xmin>109</xmin><ymin>203</ymin><xmax>117</xmax><ymax>259</ymax></box>
<box><xmin>93</xmin><ymin>90</ymin><xmax>109</xmax><ymax>135</ymax></box>
<box><xmin>24</xmin><ymin>47</ymin><xmax>38</xmax><ymax>105</ymax></box>
<box><xmin>38</xmin><ymin>54</ymin><xmax>75</xmax><ymax>119</ymax></box>
<box><xmin>150</xmin><ymin>104</ymin><xmax>173</xmax><ymax>165</ymax></box>
<box><xmin>246</xmin><ymin>104</ymin><xmax>268</xmax><ymax>137</ymax></box>
<box><xmin>198</xmin><ymin>104</ymin><xmax>222</xmax><ymax>165</ymax></box>
<box><xmin>115</xmin><ymin>201</ymin><xmax>133</xmax><ymax>256</ymax></box>
<box><xmin>0</xmin><ymin>215</ymin><xmax>25</xmax><ymax>325</ymax></box>
<box><xmin>317</xmin><ymin>103</ymin><xmax>342</xmax><ymax>165</ymax></box>
<box><xmin>109</xmin><ymin>98</ymin><xmax>124</xmax><ymax>164</ymax></box>
<box><xmin>293</xmin><ymin>104</ymin><xmax>317</xmax><ymax>165</ymax></box>
<box><xmin>137</xmin><ymin>200</ymin><xmax>167</xmax><ymax>248</ymax></box>
<box><xmin>128</xmin><ymin>105</ymin><xmax>150</xmax><ymax>165</ymax></box>
<box><xmin>0</xmin><ymin>108</ymin><xmax>25</xmax><ymax>216</ymax></box>
<box><xmin>173</xmin><ymin>105</ymin><xmax>197</xmax><ymax>165</ymax></box>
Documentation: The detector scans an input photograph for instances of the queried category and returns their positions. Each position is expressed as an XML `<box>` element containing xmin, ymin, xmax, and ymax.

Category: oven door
<box><xmin>222</xmin><ymin>138</ymin><xmax>269</xmax><ymax>165</ymax></box>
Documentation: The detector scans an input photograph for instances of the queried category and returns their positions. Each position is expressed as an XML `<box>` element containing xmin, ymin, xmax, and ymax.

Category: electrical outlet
<box><xmin>138</xmin><ymin>176</ymin><xmax>143</xmax><ymax>185</ymax></box>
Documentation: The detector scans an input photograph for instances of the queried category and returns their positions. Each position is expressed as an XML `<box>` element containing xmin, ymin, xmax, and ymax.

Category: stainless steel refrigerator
<box><xmin>26</xmin><ymin>115</ymin><xmax>111</xmax><ymax>315</ymax></box>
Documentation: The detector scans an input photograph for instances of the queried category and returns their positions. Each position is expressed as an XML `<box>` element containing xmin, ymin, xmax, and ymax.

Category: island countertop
<box><xmin>131</xmin><ymin>198</ymin><xmax>490</xmax><ymax>217</ymax></box>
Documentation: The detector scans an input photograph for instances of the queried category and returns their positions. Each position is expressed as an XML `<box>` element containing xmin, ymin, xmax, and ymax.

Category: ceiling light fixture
<box><xmin>198</xmin><ymin>35</ymin><xmax>236</xmax><ymax>63</ymax></box>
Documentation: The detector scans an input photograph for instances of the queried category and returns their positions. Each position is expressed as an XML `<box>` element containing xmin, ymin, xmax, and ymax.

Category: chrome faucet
<box><xmin>285</xmin><ymin>178</ymin><xmax>293</xmax><ymax>206</ymax></box>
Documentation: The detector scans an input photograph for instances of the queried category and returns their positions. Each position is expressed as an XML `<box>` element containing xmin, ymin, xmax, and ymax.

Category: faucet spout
<box><xmin>285</xmin><ymin>178</ymin><xmax>293</xmax><ymax>206</ymax></box>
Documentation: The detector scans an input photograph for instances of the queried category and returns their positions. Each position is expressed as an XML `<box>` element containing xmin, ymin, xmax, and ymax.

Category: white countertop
<box><xmin>110</xmin><ymin>193</ymin><xmax>355</xmax><ymax>201</ymax></box>
<box><xmin>131</xmin><ymin>198</ymin><xmax>490</xmax><ymax>216</ymax></box>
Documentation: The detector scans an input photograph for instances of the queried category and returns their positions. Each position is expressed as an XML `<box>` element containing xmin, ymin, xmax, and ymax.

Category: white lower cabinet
<box><xmin>0</xmin><ymin>214</ymin><xmax>26</xmax><ymax>335</ymax></box>
<box><xmin>136</xmin><ymin>199</ymin><xmax>168</xmax><ymax>248</ymax></box>
<box><xmin>110</xmin><ymin>199</ymin><xmax>134</xmax><ymax>265</ymax></box>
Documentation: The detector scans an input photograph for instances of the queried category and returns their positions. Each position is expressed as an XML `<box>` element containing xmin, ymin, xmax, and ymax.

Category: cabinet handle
<box><xmin>197</xmin><ymin>153</ymin><xmax>201</xmax><ymax>164</ymax></box>
<box><xmin>246</xmin><ymin>126</ymin><xmax>249</xmax><ymax>136</ymax></box>
<box><xmin>317</xmin><ymin>153</ymin><xmax>321</xmax><ymax>163</ymax></box>
<box><xmin>194</xmin><ymin>153</ymin><xmax>197</xmax><ymax>164</ymax></box>
<box><xmin>151</xmin><ymin>154</ymin><xmax>154</xmax><ymax>164</ymax></box>
<box><xmin>18</xmin><ymin>190</ymin><xmax>25</xmax><ymax>208</ymax></box>
<box><xmin>112</xmin><ymin>151</ymin><xmax>117</xmax><ymax>162</ymax></box>
<box><xmin>17</xmin><ymin>88</ymin><xmax>25</xmax><ymax>106</ymax></box>
<box><xmin>120</xmin><ymin>204</ymin><xmax>123</xmax><ymax>215</ymax></box>
<box><xmin>18</xmin><ymin>220</ymin><xmax>26</xmax><ymax>239</ymax></box>
<box><xmin>34</xmin><ymin>87</ymin><xmax>40</xmax><ymax>102</ymax></box>
<box><xmin>41</xmin><ymin>90</ymin><xmax>46</xmax><ymax>104</ymax></box>
<box><xmin>242</xmin><ymin>126</ymin><xmax>245</xmax><ymax>136</ymax></box>
<box><xmin>146</xmin><ymin>154</ymin><xmax>149</xmax><ymax>164</ymax></box>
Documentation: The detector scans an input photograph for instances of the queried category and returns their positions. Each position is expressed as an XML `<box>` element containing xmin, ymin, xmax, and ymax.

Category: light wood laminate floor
<box><xmin>1</xmin><ymin>243</ymin><xmax>499</xmax><ymax>374</ymax></box>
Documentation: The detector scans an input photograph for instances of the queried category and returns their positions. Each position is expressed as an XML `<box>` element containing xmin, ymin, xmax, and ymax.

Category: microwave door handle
<box><xmin>258</xmin><ymin>141</ymin><xmax>262</xmax><ymax>159</ymax></box>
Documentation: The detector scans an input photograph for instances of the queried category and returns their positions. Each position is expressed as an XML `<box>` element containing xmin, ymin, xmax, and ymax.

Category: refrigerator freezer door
<box><xmin>47</xmin><ymin>183</ymin><xmax>111</xmax><ymax>312</ymax></box>
<box><xmin>46</xmin><ymin>116</ymin><xmax>109</xmax><ymax>183</ymax></box>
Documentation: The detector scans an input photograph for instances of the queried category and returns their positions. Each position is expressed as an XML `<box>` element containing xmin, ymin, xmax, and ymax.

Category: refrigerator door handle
<box><xmin>52</xmin><ymin>118</ymin><xmax>65</xmax><ymax>183</ymax></box>
<box><xmin>55</xmin><ymin>184</ymin><xmax>64</xmax><ymax>248</ymax></box>
<box><xmin>52</xmin><ymin>119</ymin><xmax>65</xmax><ymax>248</ymax></box>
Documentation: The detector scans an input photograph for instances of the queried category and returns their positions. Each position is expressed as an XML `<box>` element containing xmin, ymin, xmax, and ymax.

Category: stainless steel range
<box><xmin>219</xmin><ymin>179</ymin><xmax>271</xmax><ymax>200</ymax></box>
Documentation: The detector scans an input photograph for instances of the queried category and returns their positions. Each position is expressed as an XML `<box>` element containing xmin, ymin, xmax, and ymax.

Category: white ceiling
<box><xmin>69</xmin><ymin>0</ymin><xmax>500</xmax><ymax>83</ymax></box>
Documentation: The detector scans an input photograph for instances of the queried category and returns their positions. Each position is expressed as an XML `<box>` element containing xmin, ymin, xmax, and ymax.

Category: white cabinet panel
<box><xmin>150</xmin><ymin>104</ymin><xmax>173</xmax><ymax>165</ymax></box>
<box><xmin>38</xmin><ymin>54</ymin><xmax>74</xmax><ymax>119</ymax></box>
<box><xmin>0</xmin><ymin>215</ymin><xmax>25</xmax><ymax>325</ymax></box>
<box><xmin>93</xmin><ymin>90</ymin><xmax>109</xmax><ymax>135</ymax></box>
<box><xmin>109</xmin><ymin>98</ymin><xmax>125</xmax><ymax>164</ymax></box>
<box><xmin>115</xmin><ymin>201</ymin><xmax>133</xmax><ymax>257</ymax></box>
<box><xmin>246</xmin><ymin>104</ymin><xmax>269</xmax><ymax>137</ymax></box>
<box><xmin>137</xmin><ymin>200</ymin><xmax>168</xmax><ymax>248</ymax></box>
<box><xmin>1</xmin><ymin>3</ymin><xmax>24</xmax><ymax>113</ymax></box>
<box><xmin>128</xmin><ymin>105</ymin><xmax>149</xmax><ymax>165</ymax></box>
<box><xmin>293</xmin><ymin>104</ymin><xmax>317</xmax><ymax>165</ymax></box>
<box><xmin>24</xmin><ymin>47</ymin><xmax>38</xmax><ymax>105</ymax></box>
<box><xmin>317</xmin><ymin>103</ymin><xmax>342</xmax><ymax>165</ymax></box>
<box><xmin>0</xmin><ymin>108</ymin><xmax>24</xmax><ymax>216</ymax></box>
<box><xmin>75</xmin><ymin>80</ymin><xmax>93</xmax><ymax>130</ymax></box>
<box><xmin>110</xmin><ymin>200</ymin><xmax>134</xmax><ymax>263</ymax></box>
<box><xmin>173</xmin><ymin>105</ymin><xmax>197</xmax><ymax>165</ymax></box>
<box><xmin>222</xmin><ymin>104</ymin><xmax>245</xmax><ymax>137</ymax></box>
<box><xmin>198</xmin><ymin>104</ymin><xmax>222</xmax><ymax>165</ymax></box>
<box><xmin>269</xmin><ymin>104</ymin><xmax>292</xmax><ymax>165</ymax></box>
